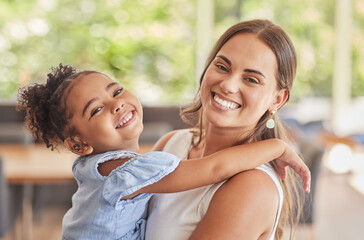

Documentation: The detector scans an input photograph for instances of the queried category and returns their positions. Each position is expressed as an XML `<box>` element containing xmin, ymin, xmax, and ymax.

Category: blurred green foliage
<box><xmin>0</xmin><ymin>0</ymin><xmax>196</xmax><ymax>104</ymax></box>
<box><xmin>0</xmin><ymin>0</ymin><xmax>363</xmax><ymax>104</ymax></box>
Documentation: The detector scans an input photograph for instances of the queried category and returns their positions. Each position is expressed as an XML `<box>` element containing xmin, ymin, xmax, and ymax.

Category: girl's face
<box><xmin>200</xmin><ymin>33</ymin><xmax>287</xmax><ymax>132</ymax></box>
<box><xmin>65</xmin><ymin>73</ymin><xmax>143</xmax><ymax>154</ymax></box>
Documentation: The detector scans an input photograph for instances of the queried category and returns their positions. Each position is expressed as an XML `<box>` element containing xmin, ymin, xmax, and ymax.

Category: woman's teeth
<box><xmin>213</xmin><ymin>94</ymin><xmax>239</xmax><ymax>109</ymax></box>
<box><xmin>116</xmin><ymin>112</ymin><xmax>133</xmax><ymax>128</ymax></box>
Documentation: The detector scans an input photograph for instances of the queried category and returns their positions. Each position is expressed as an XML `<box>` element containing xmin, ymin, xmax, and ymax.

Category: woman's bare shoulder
<box><xmin>152</xmin><ymin>129</ymin><xmax>187</xmax><ymax>151</ymax></box>
<box><xmin>215</xmin><ymin>170</ymin><xmax>279</xmax><ymax>236</ymax></box>
<box><xmin>219</xmin><ymin>169</ymin><xmax>279</xmax><ymax>204</ymax></box>
<box><xmin>190</xmin><ymin>169</ymin><xmax>279</xmax><ymax>239</ymax></box>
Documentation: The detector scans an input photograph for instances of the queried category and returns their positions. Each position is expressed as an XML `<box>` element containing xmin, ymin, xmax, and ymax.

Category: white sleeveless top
<box><xmin>145</xmin><ymin>129</ymin><xmax>283</xmax><ymax>240</ymax></box>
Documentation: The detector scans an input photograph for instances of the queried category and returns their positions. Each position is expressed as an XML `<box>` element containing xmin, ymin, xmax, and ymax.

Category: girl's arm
<box><xmin>152</xmin><ymin>131</ymin><xmax>310</xmax><ymax>189</ymax></box>
<box><xmin>132</xmin><ymin>137</ymin><xmax>310</xmax><ymax>196</ymax></box>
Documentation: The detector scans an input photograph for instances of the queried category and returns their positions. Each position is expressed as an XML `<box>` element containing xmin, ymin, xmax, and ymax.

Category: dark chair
<box><xmin>0</xmin><ymin>158</ymin><xmax>23</xmax><ymax>238</ymax></box>
<box><xmin>0</xmin><ymin>157</ymin><xmax>10</xmax><ymax>236</ymax></box>
<box><xmin>297</xmin><ymin>139</ymin><xmax>325</xmax><ymax>224</ymax></box>
<box><xmin>283</xmin><ymin>118</ymin><xmax>325</xmax><ymax>226</ymax></box>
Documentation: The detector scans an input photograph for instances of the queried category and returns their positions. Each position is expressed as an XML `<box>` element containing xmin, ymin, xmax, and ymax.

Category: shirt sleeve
<box><xmin>103</xmin><ymin>151</ymin><xmax>180</xmax><ymax>207</ymax></box>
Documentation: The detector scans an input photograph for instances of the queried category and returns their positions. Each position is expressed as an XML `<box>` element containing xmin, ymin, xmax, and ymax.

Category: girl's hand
<box><xmin>274</xmin><ymin>145</ymin><xmax>311</xmax><ymax>193</ymax></box>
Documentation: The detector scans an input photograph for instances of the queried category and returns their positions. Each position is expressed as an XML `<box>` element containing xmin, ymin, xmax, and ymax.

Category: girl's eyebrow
<box><xmin>216</xmin><ymin>55</ymin><xmax>266</xmax><ymax>79</ymax></box>
<box><xmin>82</xmin><ymin>82</ymin><xmax>119</xmax><ymax>117</ymax></box>
<box><xmin>82</xmin><ymin>98</ymin><xmax>97</xmax><ymax>117</ymax></box>
<box><xmin>106</xmin><ymin>82</ymin><xmax>118</xmax><ymax>90</ymax></box>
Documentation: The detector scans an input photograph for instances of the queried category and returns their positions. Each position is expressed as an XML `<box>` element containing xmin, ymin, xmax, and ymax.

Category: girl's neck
<box><xmin>94</xmin><ymin>143</ymin><xmax>140</xmax><ymax>155</ymax></box>
<box><xmin>123</xmin><ymin>141</ymin><xmax>140</xmax><ymax>153</ymax></box>
<box><xmin>102</xmin><ymin>139</ymin><xmax>140</xmax><ymax>154</ymax></box>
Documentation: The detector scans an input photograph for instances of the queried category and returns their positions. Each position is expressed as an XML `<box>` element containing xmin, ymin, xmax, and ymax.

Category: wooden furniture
<box><xmin>0</xmin><ymin>143</ymin><xmax>153</xmax><ymax>240</ymax></box>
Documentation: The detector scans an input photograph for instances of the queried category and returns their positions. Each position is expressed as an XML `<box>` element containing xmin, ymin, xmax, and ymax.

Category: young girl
<box><xmin>17</xmin><ymin>64</ymin><xmax>310</xmax><ymax>240</ymax></box>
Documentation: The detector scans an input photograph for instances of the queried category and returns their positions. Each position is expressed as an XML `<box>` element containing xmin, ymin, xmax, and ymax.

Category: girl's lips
<box><xmin>211</xmin><ymin>92</ymin><xmax>241</xmax><ymax>111</ymax></box>
<box><xmin>116</xmin><ymin>110</ymin><xmax>136</xmax><ymax>129</ymax></box>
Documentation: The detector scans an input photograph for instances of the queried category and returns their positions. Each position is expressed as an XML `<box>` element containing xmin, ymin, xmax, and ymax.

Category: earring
<box><xmin>73</xmin><ymin>143</ymin><xmax>81</xmax><ymax>151</ymax></box>
<box><xmin>266</xmin><ymin>110</ymin><xmax>276</xmax><ymax>129</ymax></box>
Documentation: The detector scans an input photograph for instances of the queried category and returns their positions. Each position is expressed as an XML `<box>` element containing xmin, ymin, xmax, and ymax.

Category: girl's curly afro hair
<box><xmin>17</xmin><ymin>63</ymin><xmax>96</xmax><ymax>150</ymax></box>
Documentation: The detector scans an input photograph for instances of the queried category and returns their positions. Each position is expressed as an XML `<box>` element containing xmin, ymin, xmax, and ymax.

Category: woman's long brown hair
<box><xmin>181</xmin><ymin>19</ymin><xmax>302</xmax><ymax>239</ymax></box>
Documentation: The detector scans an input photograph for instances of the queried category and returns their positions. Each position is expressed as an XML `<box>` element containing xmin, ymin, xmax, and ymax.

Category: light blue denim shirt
<box><xmin>61</xmin><ymin>150</ymin><xmax>180</xmax><ymax>240</ymax></box>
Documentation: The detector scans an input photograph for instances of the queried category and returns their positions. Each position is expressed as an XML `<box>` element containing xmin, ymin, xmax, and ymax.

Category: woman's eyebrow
<box><xmin>217</xmin><ymin>55</ymin><xmax>266</xmax><ymax>79</ymax></box>
<box><xmin>216</xmin><ymin>55</ymin><xmax>231</xmax><ymax>66</ymax></box>
<box><xmin>244</xmin><ymin>69</ymin><xmax>266</xmax><ymax>78</ymax></box>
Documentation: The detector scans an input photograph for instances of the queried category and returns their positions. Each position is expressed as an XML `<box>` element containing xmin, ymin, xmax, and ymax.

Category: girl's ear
<box><xmin>272</xmin><ymin>88</ymin><xmax>289</xmax><ymax>110</ymax></box>
<box><xmin>64</xmin><ymin>137</ymin><xmax>94</xmax><ymax>156</ymax></box>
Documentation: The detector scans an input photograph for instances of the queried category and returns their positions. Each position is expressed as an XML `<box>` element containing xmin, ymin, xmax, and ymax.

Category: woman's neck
<box><xmin>200</xmin><ymin>125</ymin><xmax>251</xmax><ymax>157</ymax></box>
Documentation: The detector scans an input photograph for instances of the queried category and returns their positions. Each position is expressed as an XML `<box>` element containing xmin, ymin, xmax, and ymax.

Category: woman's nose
<box><xmin>220</xmin><ymin>75</ymin><xmax>239</xmax><ymax>94</ymax></box>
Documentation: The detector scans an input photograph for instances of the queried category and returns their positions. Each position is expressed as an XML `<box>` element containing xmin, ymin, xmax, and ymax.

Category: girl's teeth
<box><xmin>117</xmin><ymin>112</ymin><xmax>133</xmax><ymax>128</ymax></box>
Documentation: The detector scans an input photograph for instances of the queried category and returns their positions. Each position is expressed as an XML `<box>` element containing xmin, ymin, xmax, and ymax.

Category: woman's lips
<box><xmin>211</xmin><ymin>92</ymin><xmax>241</xmax><ymax>110</ymax></box>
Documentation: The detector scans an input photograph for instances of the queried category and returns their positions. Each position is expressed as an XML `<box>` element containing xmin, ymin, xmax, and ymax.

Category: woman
<box><xmin>146</xmin><ymin>19</ymin><xmax>302</xmax><ymax>240</ymax></box>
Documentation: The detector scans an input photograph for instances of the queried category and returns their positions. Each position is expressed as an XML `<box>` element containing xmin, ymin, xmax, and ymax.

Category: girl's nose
<box><xmin>112</xmin><ymin>101</ymin><xmax>124</xmax><ymax>114</ymax></box>
<box><xmin>220</xmin><ymin>75</ymin><xmax>239</xmax><ymax>94</ymax></box>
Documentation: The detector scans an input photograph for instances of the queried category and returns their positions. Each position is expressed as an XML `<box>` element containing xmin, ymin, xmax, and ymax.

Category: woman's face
<box><xmin>200</xmin><ymin>33</ymin><xmax>287</xmax><ymax>131</ymax></box>
<box><xmin>66</xmin><ymin>73</ymin><xmax>143</xmax><ymax>154</ymax></box>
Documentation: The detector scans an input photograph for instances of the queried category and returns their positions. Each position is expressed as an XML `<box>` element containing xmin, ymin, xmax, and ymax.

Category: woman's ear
<box><xmin>272</xmin><ymin>88</ymin><xmax>289</xmax><ymax>110</ymax></box>
<box><xmin>64</xmin><ymin>137</ymin><xmax>94</xmax><ymax>156</ymax></box>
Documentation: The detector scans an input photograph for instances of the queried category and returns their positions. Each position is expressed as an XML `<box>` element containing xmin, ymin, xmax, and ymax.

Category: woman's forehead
<box><xmin>219</xmin><ymin>33</ymin><xmax>268</xmax><ymax>54</ymax></box>
<box><xmin>217</xmin><ymin>33</ymin><xmax>277</xmax><ymax>74</ymax></box>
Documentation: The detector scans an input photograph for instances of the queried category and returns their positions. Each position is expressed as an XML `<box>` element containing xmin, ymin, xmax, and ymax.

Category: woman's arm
<box><xmin>189</xmin><ymin>170</ymin><xmax>278</xmax><ymax>240</ymax></box>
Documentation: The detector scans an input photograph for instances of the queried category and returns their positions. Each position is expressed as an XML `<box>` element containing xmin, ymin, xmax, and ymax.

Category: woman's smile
<box><xmin>211</xmin><ymin>92</ymin><xmax>241</xmax><ymax>111</ymax></box>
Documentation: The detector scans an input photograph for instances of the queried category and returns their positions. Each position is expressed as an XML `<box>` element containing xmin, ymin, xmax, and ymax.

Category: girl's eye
<box><xmin>90</xmin><ymin>107</ymin><xmax>103</xmax><ymax>118</ymax></box>
<box><xmin>113</xmin><ymin>88</ymin><xmax>124</xmax><ymax>97</ymax></box>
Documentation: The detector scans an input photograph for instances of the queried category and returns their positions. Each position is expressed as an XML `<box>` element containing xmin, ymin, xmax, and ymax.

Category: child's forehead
<box><xmin>67</xmin><ymin>73</ymin><xmax>118</xmax><ymax>99</ymax></box>
<box><xmin>65</xmin><ymin>73</ymin><xmax>117</xmax><ymax>112</ymax></box>
<box><xmin>77</xmin><ymin>72</ymin><xmax>114</xmax><ymax>84</ymax></box>
<box><xmin>74</xmin><ymin>72</ymin><xmax>122</xmax><ymax>89</ymax></box>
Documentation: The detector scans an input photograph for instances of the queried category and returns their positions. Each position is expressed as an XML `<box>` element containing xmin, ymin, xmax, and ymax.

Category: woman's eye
<box><xmin>215</xmin><ymin>64</ymin><xmax>228</xmax><ymax>72</ymax></box>
<box><xmin>246</xmin><ymin>78</ymin><xmax>259</xmax><ymax>84</ymax></box>
<box><xmin>91</xmin><ymin>107</ymin><xmax>103</xmax><ymax>118</ymax></box>
<box><xmin>113</xmin><ymin>88</ymin><xmax>123</xmax><ymax>97</ymax></box>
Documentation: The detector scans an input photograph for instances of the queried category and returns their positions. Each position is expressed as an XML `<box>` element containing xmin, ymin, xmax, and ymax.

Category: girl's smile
<box><xmin>65</xmin><ymin>72</ymin><xmax>144</xmax><ymax>154</ymax></box>
<box><xmin>116</xmin><ymin>110</ymin><xmax>136</xmax><ymax>129</ymax></box>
